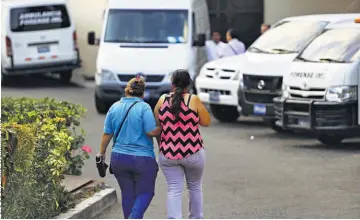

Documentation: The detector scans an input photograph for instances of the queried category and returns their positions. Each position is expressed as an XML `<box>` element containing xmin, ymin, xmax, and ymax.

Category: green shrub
<box><xmin>1</xmin><ymin>124</ymin><xmax>75</xmax><ymax>219</ymax></box>
<box><xmin>1</xmin><ymin>97</ymin><xmax>89</xmax><ymax>175</ymax></box>
<box><xmin>1</xmin><ymin>97</ymin><xmax>89</xmax><ymax>218</ymax></box>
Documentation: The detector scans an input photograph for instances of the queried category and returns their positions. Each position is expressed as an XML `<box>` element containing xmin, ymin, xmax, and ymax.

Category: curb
<box><xmin>56</xmin><ymin>188</ymin><xmax>117</xmax><ymax>219</ymax></box>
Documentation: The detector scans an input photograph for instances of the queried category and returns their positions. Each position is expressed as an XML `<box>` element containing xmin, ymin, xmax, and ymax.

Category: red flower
<box><xmin>81</xmin><ymin>145</ymin><xmax>92</xmax><ymax>153</ymax></box>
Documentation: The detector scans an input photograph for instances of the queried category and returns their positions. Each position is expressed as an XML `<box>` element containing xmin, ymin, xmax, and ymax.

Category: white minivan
<box><xmin>274</xmin><ymin>18</ymin><xmax>360</xmax><ymax>145</ymax></box>
<box><xmin>88</xmin><ymin>0</ymin><xmax>210</xmax><ymax>113</ymax></box>
<box><xmin>195</xmin><ymin>14</ymin><xmax>360</xmax><ymax>129</ymax></box>
<box><xmin>1</xmin><ymin>0</ymin><xmax>81</xmax><ymax>83</ymax></box>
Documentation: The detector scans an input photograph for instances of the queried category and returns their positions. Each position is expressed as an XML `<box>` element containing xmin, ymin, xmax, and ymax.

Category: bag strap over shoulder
<box><xmin>112</xmin><ymin>101</ymin><xmax>139</xmax><ymax>146</ymax></box>
<box><xmin>186</xmin><ymin>94</ymin><xmax>192</xmax><ymax>107</ymax></box>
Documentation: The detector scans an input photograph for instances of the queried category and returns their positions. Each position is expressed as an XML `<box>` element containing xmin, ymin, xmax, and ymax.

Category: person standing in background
<box><xmin>205</xmin><ymin>31</ymin><xmax>226</xmax><ymax>61</ymax></box>
<box><xmin>218</xmin><ymin>28</ymin><xmax>245</xmax><ymax>58</ymax></box>
<box><xmin>261</xmin><ymin>24</ymin><xmax>271</xmax><ymax>34</ymax></box>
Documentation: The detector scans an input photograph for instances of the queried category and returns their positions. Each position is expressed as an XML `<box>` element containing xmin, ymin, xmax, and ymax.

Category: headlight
<box><xmin>282</xmin><ymin>84</ymin><xmax>290</xmax><ymax>98</ymax></box>
<box><xmin>325</xmin><ymin>86</ymin><xmax>357</xmax><ymax>102</ymax></box>
<box><xmin>98</xmin><ymin>69</ymin><xmax>116</xmax><ymax>81</ymax></box>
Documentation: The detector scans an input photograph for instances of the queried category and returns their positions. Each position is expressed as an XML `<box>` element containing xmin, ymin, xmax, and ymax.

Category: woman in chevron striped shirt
<box><xmin>154</xmin><ymin>69</ymin><xmax>211</xmax><ymax>219</ymax></box>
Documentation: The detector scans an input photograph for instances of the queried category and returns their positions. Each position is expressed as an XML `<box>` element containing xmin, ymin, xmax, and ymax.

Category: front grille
<box><xmin>289</xmin><ymin>86</ymin><xmax>326</xmax><ymax>100</ymax></box>
<box><xmin>222</xmin><ymin>69</ymin><xmax>236</xmax><ymax>73</ymax></box>
<box><xmin>118</xmin><ymin>74</ymin><xmax>164</xmax><ymax>82</ymax></box>
<box><xmin>220</xmin><ymin>76</ymin><xmax>231</xmax><ymax>80</ymax></box>
<box><xmin>290</xmin><ymin>94</ymin><xmax>324</xmax><ymax>99</ymax></box>
<box><xmin>243</xmin><ymin>74</ymin><xmax>282</xmax><ymax>91</ymax></box>
<box><xmin>200</xmin><ymin>88</ymin><xmax>231</xmax><ymax>95</ymax></box>
<box><xmin>290</xmin><ymin>87</ymin><xmax>325</xmax><ymax>92</ymax></box>
<box><xmin>244</xmin><ymin>93</ymin><xmax>277</xmax><ymax>104</ymax></box>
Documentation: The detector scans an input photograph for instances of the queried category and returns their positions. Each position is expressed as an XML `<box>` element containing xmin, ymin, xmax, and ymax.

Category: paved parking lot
<box><xmin>2</xmin><ymin>75</ymin><xmax>360</xmax><ymax>219</ymax></box>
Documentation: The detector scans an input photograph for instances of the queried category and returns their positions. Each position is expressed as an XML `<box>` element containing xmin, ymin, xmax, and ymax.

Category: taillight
<box><xmin>73</xmin><ymin>31</ymin><xmax>78</xmax><ymax>50</ymax></box>
<box><xmin>6</xmin><ymin>36</ymin><xmax>12</xmax><ymax>57</ymax></box>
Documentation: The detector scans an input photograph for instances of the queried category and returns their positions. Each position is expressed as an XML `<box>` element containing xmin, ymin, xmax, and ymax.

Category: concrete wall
<box><xmin>264</xmin><ymin>0</ymin><xmax>360</xmax><ymax>24</ymax></box>
<box><xmin>68</xmin><ymin>0</ymin><xmax>107</xmax><ymax>78</ymax></box>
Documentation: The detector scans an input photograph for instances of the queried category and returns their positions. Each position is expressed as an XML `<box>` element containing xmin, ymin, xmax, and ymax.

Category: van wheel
<box><xmin>317</xmin><ymin>135</ymin><xmax>344</xmax><ymax>146</ymax></box>
<box><xmin>59</xmin><ymin>71</ymin><xmax>73</xmax><ymax>83</ymax></box>
<box><xmin>95</xmin><ymin>94</ymin><xmax>110</xmax><ymax>114</ymax></box>
<box><xmin>210</xmin><ymin>104</ymin><xmax>239</xmax><ymax>122</ymax></box>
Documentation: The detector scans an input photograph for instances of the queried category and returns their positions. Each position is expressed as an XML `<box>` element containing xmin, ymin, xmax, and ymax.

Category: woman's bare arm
<box><xmin>152</xmin><ymin>95</ymin><xmax>166</xmax><ymax>145</ymax></box>
<box><xmin>194</xmin><ymin>95</ymin><xmax>211</xmax><ymax>127</ymax></box>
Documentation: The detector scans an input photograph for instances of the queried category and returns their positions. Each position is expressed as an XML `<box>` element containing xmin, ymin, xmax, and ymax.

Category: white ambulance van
<box><xmin>88</xmin><ymin>0</ymin><xmax>210</xmax><ymax>113</ymax></box>
<box><xmin>1</xmin><ymin>0</ymin><xmax>81</xmax><ymax>83</ymax></box>
<box><xmin>274</xmin><ymin>18</ymin><xmax>360</xmax><ymax>145</ymax></box>
<box><xmin>195</xmin><ymin>14</ymin><xmax>360</xmax><ymax>128</ymax></box>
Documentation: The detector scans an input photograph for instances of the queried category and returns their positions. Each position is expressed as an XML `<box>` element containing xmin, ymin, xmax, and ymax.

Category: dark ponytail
<box><xmin>170</xmin><ymin>70</ymin><xmax>192</xmax><ymax>121</ymax></box>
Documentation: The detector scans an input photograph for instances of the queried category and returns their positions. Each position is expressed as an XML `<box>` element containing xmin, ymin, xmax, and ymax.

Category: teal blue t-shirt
<box><xmin>103</xmin><ymin>97</ymin><xmax>156</xmax><ymax>158</ymax></box>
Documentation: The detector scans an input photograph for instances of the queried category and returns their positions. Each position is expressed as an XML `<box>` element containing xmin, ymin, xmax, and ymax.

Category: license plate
<box><xmin>298</xmin><ymin>119</ymin><xmax>310</xmax><ymax>127</ymax></box>
<box><xmin>253</xmin><ymin>104</ymin><xmax>266</xmax><ymax>115</ymax></box>
<box><xmin>209</xmin><ymin>91</ymin><xmax>220</xmax><ymax>102</ymax></box>
<box><xmin>37</xmin><ymin>45</ymin><xmax>50</xmax><ymax>53</ymax></box>
<box><xmin>144</xmin><ymin>90</ymin><xmax>150</xmax><ymax>100</ymax></box>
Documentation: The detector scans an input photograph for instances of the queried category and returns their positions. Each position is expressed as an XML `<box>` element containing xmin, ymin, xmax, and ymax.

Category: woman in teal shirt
<box><xmin>98</xmin><ymin>77</ymin><xmax>160</xmax><ymax>219</ymax></box>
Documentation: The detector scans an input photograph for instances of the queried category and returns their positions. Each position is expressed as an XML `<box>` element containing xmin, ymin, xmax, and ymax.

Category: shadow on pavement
<box><xmin>2</xmin><ymin>74</ymin><xmax>84</xmax><ymax>89</ymax></box>
<box><xmin>293</xmin><ymin>141</ymin><xmax>360</xmax><ymax>153</ymax></box>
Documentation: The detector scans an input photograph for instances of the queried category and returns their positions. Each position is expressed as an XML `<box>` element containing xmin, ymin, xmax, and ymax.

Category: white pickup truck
<box><xmin>195</xmin><ymin>14</ymin><xmax>360</xmax><ymax>132</ymax></box>
<box><xmin>274</xmin><ymin>18</ymin><xmax>360</xmax><ymax>145</ymax></box>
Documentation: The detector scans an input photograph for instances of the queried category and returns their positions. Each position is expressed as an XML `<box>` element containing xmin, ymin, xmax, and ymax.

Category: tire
<box><xmin>95</xmin><ymin>94</ymin><xmax>110</xmax><ymax>114</ymax></box>
<box><xmin>317</xmin><ymin>135</ymin><xmax>344</xmax><ymax>146</ymax></box>
<box><xmin>210</xmin><ymin>104</ymin><xmax>239</xmax><ymax>122</ymax></box>
<box><xmin>59</xmin><ymin>71</ymin><xmax>73</xmax><ymax>83</ymax></box>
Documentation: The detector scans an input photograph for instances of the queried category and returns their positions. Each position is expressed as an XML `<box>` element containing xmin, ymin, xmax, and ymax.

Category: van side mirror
<box><xmin>88</xmin><ymin>31</ymin><xmax>96</xmax><ymax>45</ymax></box>
<box><xmin>193</xmin><ymin>33</ymin><xmax>206</xmax><ymax>47</ymax></box>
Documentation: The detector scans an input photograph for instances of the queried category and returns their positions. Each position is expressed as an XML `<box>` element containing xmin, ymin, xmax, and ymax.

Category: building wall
<box><xmin>264</xmin><ymin>0</ymin><xmax>360</xmax><ymax>24</ymax></box>
<box><xmin>68</xmin><ymin>0</ymin><xmax>107</xmax><ymax>77</ymax></box>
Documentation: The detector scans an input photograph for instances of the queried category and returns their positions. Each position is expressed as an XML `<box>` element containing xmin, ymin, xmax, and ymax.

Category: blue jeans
<box><xmin>111</xmin><ymin>152</ymin><xmax>158</xmax><ymax>219</ymax></box>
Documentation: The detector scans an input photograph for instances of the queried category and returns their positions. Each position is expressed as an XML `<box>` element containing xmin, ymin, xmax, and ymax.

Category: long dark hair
<box><xmin>170</xmin><ymin>70</ymin><xmax>192</xmax><ymax>120</ymax></box>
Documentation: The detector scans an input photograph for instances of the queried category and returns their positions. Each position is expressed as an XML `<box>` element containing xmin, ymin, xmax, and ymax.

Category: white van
<box><xmin>88</xmin><ymin>0</ymin><xmax>210</xmax><ymax>113</ymax></box>
<box><xmin>195</xmin><ymin>14</ymin><xmax>360</xmax><ymax>129</ymax></box>
<box><xmin>1</xmin><ymin>0</ymin><xmax>81</xmax><ymax>83</ymax></box>
<box><xmin>274</xmin><ymin>18</ymin><xmax>360</xmax><ymax>145</ymax></box>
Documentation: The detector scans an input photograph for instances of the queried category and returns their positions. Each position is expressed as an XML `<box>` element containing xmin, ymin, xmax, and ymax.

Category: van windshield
<box><xmin>248</xmin><ymin>21</ymin><xmax>328</xmax><ymax>54</ymax></box>
<box><xmin>104</xmin><ymin>9</ymin><xmax>188</xmax><ymax>44</ymax></box>
<box><xmin>10</xmin><ymin>5</ymin><xmax>70</xmax><ymax>32</ymax></box>
<box><xmin>297</xmin><ymin>28</ymin><xmax>360</xmax><ymax>63</ymax></box>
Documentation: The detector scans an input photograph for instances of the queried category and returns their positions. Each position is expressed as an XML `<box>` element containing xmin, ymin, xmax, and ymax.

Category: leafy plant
<box><xmin>1</xmin><ymin>97</ymin><xmax>89</xmax><ymax>218</ymax></box>
<box><xmin>1</xmin><ymin>97</ymin><xmax>88</xmax><ymax>175</ymax></box>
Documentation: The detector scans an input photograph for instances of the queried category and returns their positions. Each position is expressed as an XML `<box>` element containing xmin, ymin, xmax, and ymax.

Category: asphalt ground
<box><xmin>2</xmin><ymin>75</ymin><xmax>360</xmax><ymax>219</ymax></box>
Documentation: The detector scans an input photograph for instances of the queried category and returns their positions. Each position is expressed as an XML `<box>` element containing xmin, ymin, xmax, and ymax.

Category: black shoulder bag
<box><xmin>96</xmin><ymin>101</ymin><xmax>139</xmax><ymax>177</ymax></box>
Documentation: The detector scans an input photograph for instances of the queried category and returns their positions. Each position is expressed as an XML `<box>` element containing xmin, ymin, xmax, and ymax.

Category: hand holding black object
<box><xmin>96</xmin><ymin>155</ymin><xmax>108</xmax><ymax>178</ymax></box>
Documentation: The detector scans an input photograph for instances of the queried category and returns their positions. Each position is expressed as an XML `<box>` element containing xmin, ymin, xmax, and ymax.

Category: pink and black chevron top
<box><xmin>158</xmin><ymin>94</ymin><xmax>203</xmax><ymax>160</ymax></box>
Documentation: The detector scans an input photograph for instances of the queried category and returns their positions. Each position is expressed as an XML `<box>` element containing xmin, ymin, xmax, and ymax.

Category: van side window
<box><xmin>10</xmin><ymin>5</ymin><xmax>71</xmax><ymax>32</ymax></box>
